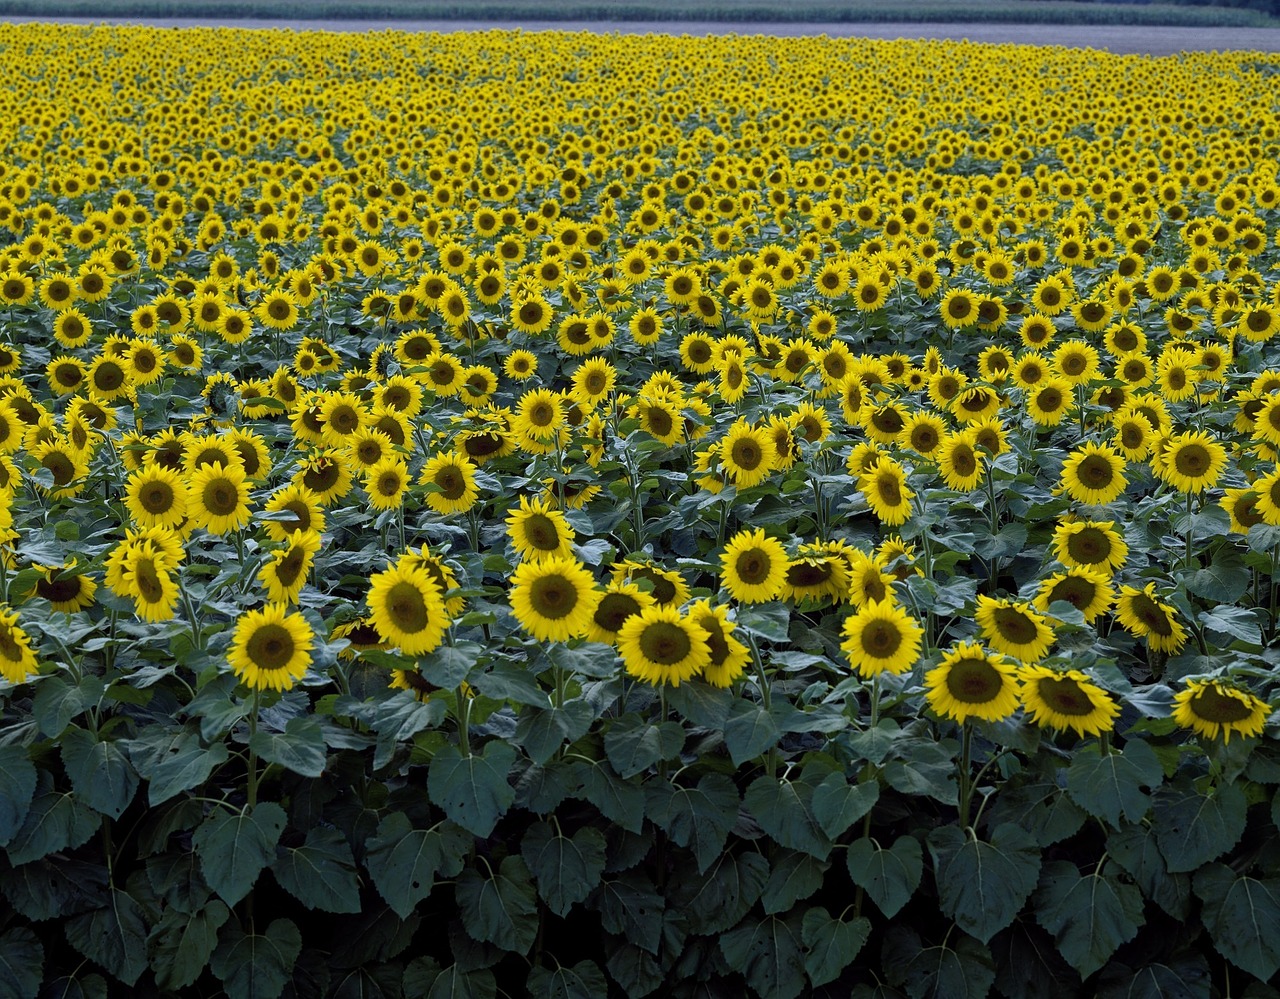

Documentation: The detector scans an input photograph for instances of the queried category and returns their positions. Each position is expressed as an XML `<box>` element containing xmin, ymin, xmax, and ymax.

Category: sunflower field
<box><xmin>1</xmin><ymin>20</ymin><xmax>1279</xmax><ymax>999</ymax></box>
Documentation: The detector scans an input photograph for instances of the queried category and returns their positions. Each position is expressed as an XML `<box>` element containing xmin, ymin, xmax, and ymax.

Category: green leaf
<box><xmin>471</xmin><ymin>663</ymin><xmax>548</xmax><ymax>707</ymax></box>
<box><xmin>1185</xmin><ymin>553</ymin><xmax>1251</xmax><ymax>603</ymax></box>
<box><xmin>735</xmin><ymin>602</ymin><xmax>791</xmax><ymax>643</ymax></box>
<box><xmin>419</xmin><ymin>640</ymin><xmax>482</xmax><ymax>688</ymax></box>
<box><xmin>64</xmin><ymin>888</ymin><xmax>150</xmax><ymax>986</ymax></box>
<box><xmin>573</xmin><ymin>760</ymin><xmax>645</xmax><ymax>834</ymax></box>
<box><xmin>149</xmin><ymin>899</ymin><xmax>230</xmax><ymax>991</ymax></box>
<box><xmin>521</xmin><ymin>821</ymin><xmax>607</xmax><ymax>917</ymax></box>
<box><xmin>5</xmin><ymin>772</ymin><xmax>99</xmax><ymax>865</ymax></box>
<box><xmin>271</xmin><ymin>826</ymin><xmax>362</xmax><ymax>914</ymax></box>
<box><xmin>526</xmin><ymin>960</ymin><xmax>607</xmax><ymax>999</ymax></box>
<box><xmin>1065</xmin><ymin>739</ymin><xmax>1163</xmax><ymax>828</ymax></box>
<box><xmin>364</xmin><ymin>813</ymin><xmax>470</xmax><ymax>919</ymax></box>
<box><xmin>605</xmin><ymin>942</ymin><xmax>663</xmax><ymax>998</ymax></box>
<box><xmin>192</xmin><ymin>802</ymin><xmax>287</xmax><ymax>907</ymax></box>
<box><xmin>32</xmin><ymin>675</ymin><xmax>104</xmax><ymax>738</ymax></box>
<box><xmin>724</xmin><ymin>699</ymin><xmax>781</xmax><ymax>766</ymax></box>
<box><xmin>669</xmin><ymin>851</ymin><xmax>769</xmax><ymax>936</ymax></box>
<box><xmin>1193</xmin><ymin>864</ymin><xmax>1280</xmax><ymax>981</ymax></box>
<box><xmin>456</xmin><ymin>855</ymin><xmax>539</xmax><ymax>955</ymax></box>
<box><xmin>209</xmin><ymin>917</ymin><xmax>301</xmax><ymax>999</ymax></box>
<box><xmin>515</xmin><ymin>700</ymin><xmax>596</xmax><ymax>764</ymax></box>
<box><xmin>744</xmin><ymin>775</ymin><xmax>832</xmax><ymax>859</ymax></box>
<box><xmin>886</xmin><ymin>926</ymin><xmax>996</xmax><ymax>999</ymax></box>
<box><xmin>1107</xmin><ymin>823</ymin><xmax>1192</xmax><ymax>919</ymax></box>
<box><xmin>402</xmin><ymin>961</ymin><xmax>496</xmax><ymax>999</ymax></box>
<box><xmin>249</xmin><ymin>716</ymin><xmax>327</xmax><ymax>778</ymax></box>
<box><xmin>1035</xmin><ymin>860</ymin><xmax>1145</xmax><ymax>978</ymax></box>
<box><xmin>428</xmin><ymin>741</ymin><xmax>516</xmax><ymax>837</ymax></box>
<box><xmin>126</xmin><ymin>723</ymin><xmax>230</xmax><ymax>806</ymax></box>
<box><xmin>1154</xmin><ymin>777</ymin><xmax>1247</xmax><ymax>873</ymax></box>
<box><xmin>801</xmin><ymin>906</ymin><xmax>870</xmax><ymax>988</ymax></box>
<box><xmin>0</xmin><ymin>926</ymin><xmax>42</xmax><ymax>999</ymax></box>
<box><xmin>986</xmin><ymin>778</ymin><xmax>1085</xmax><ymax>847</ymax></box>
<box><xmin>589</xmin><ymin>872</ymin><xmax>664</xmax><ymax>954</ymax></box>
<box><xmin>882</xmin><ymin>738</ymin><xmax>958</xmax><ymax>804</ymax></box>
<box><xmin>927</xmin><ymin>823</ymin><xmax>1041</xmax><ymax>943</ymax></box>
<box><xmin>1097</xmin><ymin>956</ymin><xmax>1211</xmax><ymax>999</ymax></box>
<box><xmin>719</xmin><ymin>913</ymin><xmax>806</xmax><ymax>999</ymax></box>
<box><xmin>1198</xmin><ymin>605</ymin><xmax>1264</xmax><ymax>646</ymax></box>
<box><xmin>0</xmin><ymin>856</ymin><xmax>107</xmax><ymax>920</ymax></box>
<box><xmin>644</xmin><ymin>772</ymin><xmax>739</xmax><ymax>873</ymax></box>
<box><xmin>604</xmin><ymin>716</ymin><xmax>684</xmax><ymax>778</ymax></box>
<box><xmin>992</xmin><ymin>918</ymin><xmax>1080</xmax><ymax>999</ymax></box>
<box><xmin>846</xmin><ymin>835</ymin><xmax>923</xmax><ymax>919</ymax></box>
<box><xmin>59</xmin><ymin>726</ymin><xmax>139</xmax><ymax>820</ymax></box>
<box><xmin>40</xmin><ymin>969</ymin><xmax>107</xmax><ymax>999</ymax></box>
<box><xmin>762</xmin><ymin>851</ymin><xmax>827</xmax><ymax>914</ymax></box>
<box><xmin>0</xmin><ymin>745</ymin><xmax>37</xmax><ymax>846</ymax></box>
<box><xmin>810</xmin><ymin>772</ymin><xmax>879</xmax><ymax>839</ymax></box>
<box><xmin>665</xmin><ymin>682</ymin><xmax>732</xmax><ymax>729</ymax></box>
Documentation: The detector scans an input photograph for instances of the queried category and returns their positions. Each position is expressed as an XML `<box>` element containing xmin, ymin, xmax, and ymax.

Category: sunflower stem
<box><xmin>1183</xmin><ymin>490</ymin><xmax>1194</xmax><ymax>572</ymax></box>
<box><xmin>457</xmin><ymin>684</ymin><xmax>472</xmax><ymax>758</ymax></box>
<box><xmin>246</xmin><ymin>688</ymin><xmax>260</xmax><ymax>809</ymax></box>
<box><xmin>182</xmin><ymin>587</ymin><xmax>203</xmax><ymax>652</ymax></box>
<box><xmin>958</xmin><ymin>722</ymin><xmax>974</xmax><ymax>830</ymax></box>
<box><xmin>1099</xmin><ymin>732</ymin><xmax>1112</xmax><ymax>756</ymax></box>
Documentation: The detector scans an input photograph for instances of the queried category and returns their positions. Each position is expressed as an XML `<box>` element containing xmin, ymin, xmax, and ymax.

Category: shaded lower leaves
<box><xmin>209</xmin><ymin>917</ymin><xmax>302</xmax><ymax>999</ymax></box>
<box><xmin>455</xmin><ymin>855</ymin><xmax>539</xmax><ymax>955</ymax></box>
<box><xmin>1193</xmin><ymin>863</ymin><xmax>1280</xmax><ymax>981</ymax></box>
<box><xmin>1035</xmin><ymin>860</ymin><xmax>1144</xmax><ymax>979</ymax></box>
<box><xmin>520</xmin><ymin>821</ymin><xmax>607</xmax><ymax>917</ymax></box>
<box><xmin>846</xmin><ymin>835</ymin><xmax>923</xmax><ymax>919</ymax></box>
<box><xmin>719</xmin><ymin>912</ymin><xmax>806</xmax><ymax>999</ymax></box>
<box><xmin>63</xmin><ymin>888</ymin><xmax>149</xmax><ymax>987</ymax></box>
<box><xmin>428</xmin><ymin>741</ymin><xmax>516</xmax><ymax>837</ymax></box>
<box><xmin>364</xmin><ymin>813</ymin><xmax>470</xmax><ymax>919</ymax></box>
<box><xmin>192</xmin><ymin>802</ymin><xmax>287</xmax><ymax>907</ymax></box>
<box><xmin>926</xmin><ymin>823</ymin><xmax>1040</xmax><ymax>943</ymax></box>
<box><xmin>271</xmin><ymin>825</ymin><xmax>362</xmax><ymax>914</ymax></box>
<box><xmin>801</xmin><ymin>906</ymin><xmax>870</xmax><ymax>988</ymax></box>
<box><xmin>148</xmin><ymin>899</ymin><xmax>230</xmax><ymax>991</ymax></box>
<box><xmin>883</xmin><ymin>926</ymin><xmax>995</xmax><ymax>999</ymax></box>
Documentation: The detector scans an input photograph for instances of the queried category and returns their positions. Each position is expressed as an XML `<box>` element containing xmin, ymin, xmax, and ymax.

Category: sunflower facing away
<box><xmin>1019</xmin><ymin>665</ymin><xmax>1119</xmax><ymax>739</ymax></box>
<box><xmin>924</xmin><ymin>642</ymin><xmax>1020</xmax><ymax>724</ymax></box>
<box><xmin>617</xmin><ymin>604</ymin><xmax>712</xmax><ymax>688</ymax></box>
<box><xmin>1172</xmin><ymin>679</ymin><xmax>1270</xmax><ymax>743</ymax></box>
<box><xmin>228</xmin><ymin>603</ymin><xmax>314</xmax><ymax>692</ymax></box>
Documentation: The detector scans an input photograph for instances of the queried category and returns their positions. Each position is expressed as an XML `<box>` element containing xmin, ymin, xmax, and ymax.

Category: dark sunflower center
<box><xmin>638</xmin><ymin>621</ymin><xmax>693</xmax><ymax>664</ymax></box>
<box><xmin>861</xmin><ymin>620</ymin><xmax>903</xmax><ymax>658</ymax></box>
<box><xmin>42</xmin><ymin>452</ymin><xmax>74</xmax><ymax>485</ymax></box>
<box><xmin>522</xmin><ymin>514</ymin><xmax>562</xmax><ymax>551</ymax></box>
<box><xmin>947</xmin><ymin>297</ymin><xmax>972</xmax><ymax>319</ymax></box>
<box><xmin>1234</xmin><ymin>494</ymin><xmax>1265</xmax><ymax>528</ymax></box>
<box><xmin>303</xmin><ymin>463</ymin><xmax>341</xmax><ymax>493</ymax></box>
<box><xmin>1187</xmin><ymin>686</ymin><xmax>1253</xmax><ymax>723</ymax></box>
<box><xmin>594</xmin><ymin>593</ymin><xmax>642</xmax><ymax>633</ymax></box>
<box><xmin>873</xmin><ymin>409</ymin><xmax>904</xmax><ymax>434</ymax></box>
<box><xmin>1129</xmin><ymin>594</ymin><xmax>1173</xmax><ymax>636</ymax></box>
<box><xmin>950</xmin><ymin>446</ymin><xmax>977</xmax><ymax>477</ymax></box>
<box><xmin>731</xmin><ymin>438</ymin><xmax>763</xmax><ymax>471</ymax></box>
<box><xmin>329</xmin><ymin>406</ymin><xmax>359</xmax><ymax>434</ymax></box>
<box><xmin>786</xmin><ymin>560</ymin><xmax>834</xmax><ymax>587</ymax></box>
<box><xmin>386</xmin><ymin>581</ymin><xmax>430</xmax><ymax>631</ymax></box>
<box><xmin>203</xmin><ymin>478</ymin><xmax>239</xmax><ymax>515</ymax></box>
<box><xmin>528</xmin><ymin>402</ymin><xmax>556</xmax><ymax>427</ymax></box>
<box><xmin>37</xmin><ymin>577</ymin><xmax>85</xmax><ymax>603</ymax></box>
<box><xmin>269</xmin><ymin>299</ymin><xmax>291</xmax><ymax>320</ymax></box>
<box><xmin>1066</xmin><ymin>528</ymin><xmax>1108</xmax><ymax>564</ymax></box>
<box><xmin>276</xmin><ymin>546</ymin><xmax>308</xmax><ymax>586</ymax></box>
<box><xmin>435</xmin><ymin>466</ymin><xmax>465</xmax><ymax>499</ymax></box>
<box><xmin>631</xmin><ymin>568</ymin><xmax>676</xmax><ymax>604</ymax></box>
<box><xmin>376</xmin><ymin>470</ymin><xmax>403</xmax><ymax>497</ymax></box>
<box><xmin>876</xmin><ymin>471</ymin><xmax>903</xmax><ymax>506</ymax></box>
<box><xmin>945</xmin><ymin>657</ymin><xmax>1003</xmax><ymax>703</ymax></box>
<box><xmin>1077</xmin><ymin>455</ymin><xmax>1116</xmax><ymax>488</ymax></box>
<box><xmin>1037</xmin><ymin>388</ymin><xmax>1063</xmax><ymax>410</ymax></box>
<box><xmin>519</xmin><ymin>303</ymin><xmax>544</xmax><ymax>325</ymax></box>
<box><xmin>94</xmin><ymin>361</ymin><xmax>125</xmax><ymax>391</ymax></box>
<box><xmin>1061</xmin><ymin>354</ymin><xmax>1086</xmax><ymax>376</ymax></box>
<box><xmin>1120</xmin><ymin>423</ymin><xmax>1145</xmax><ymax>449</ymax></box>
<box><xmin>734</xmin><ymin>549</ymin><xmax>772</xmax><ymax>585</ymax></box>
<box><xmin>0</xmin><ymin>627</ymin><xmax>22</xmax><ymax>661</ymax></box>
<box><xmin>993</xmin><ymin>607</ymin><xmax>1039</xmax><ymax>645</ymax></box>
<box><xmin>246</xmin><ymin>623</ymin><xmax>295</xmax><ymax>670</ymax></box>
<box><xmin>528</xmin><ymin>574</ymin><xmax>578</xmax><ymax>619</ymax></box>
<box><xmin>141</xmin><ymin>482</ymin><xmax>174</xmax><ymax>513</ymax></box>
<box><xmin>135</xmin><ymin>559</ymin><xmax>164</xmax><ymax>602</ymax></box>
<box><xmin>1037</xmin><ymin>676</ymin><xmax>1094</xmax><ymax>716</ymax></box>
<box><xmin>1174</xmin><ymin>444</ymin><xmax>1209</xmax><ymax>477</ymax></box>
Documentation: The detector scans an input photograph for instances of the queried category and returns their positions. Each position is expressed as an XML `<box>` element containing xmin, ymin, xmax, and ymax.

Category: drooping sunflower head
<box><xmin>1172</xmin><ymin>679</ymin><xmax>1270</xmax><ymax>743</ymax></box>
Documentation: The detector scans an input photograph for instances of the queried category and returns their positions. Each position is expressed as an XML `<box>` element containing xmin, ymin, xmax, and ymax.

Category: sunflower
<box><xmin>365</xmin><ymin>458</ymin><xmax>411</xmax><ymax>512</ymax></box>
<box><xmin>1053</xmin><ymin>519</ymin><xmax>1128</xmax><ymax>573</ymax></box>
<box><xmin>631</xmin><ymin>393</ymin><xmax>684</xmax><ymax>446</ymax></box>
<box><xmin>924</xmin><ymin>642</ymin><xmax>1020</xmax><ymax>724</ymax></box>
<box><xmin>1025</xmin><ymin>378</ymin><xmax>1074</xmax><ymax>427</ymax></box>
<box><xmin>87</xmin><ymin>356</ymin><xmax>132</xmax><ymax>401</ymax></box>
<box><xmin>125</xmin><ymin>465</ymin><xmax>188</xmax><ymax>530</ymax></box>
<box><xmin>858</xmin><ymin>457</ymin><xmax>914</xmax><ymax>526</ymax></box>
<box><xmin>116</xmin><ymin>548</ymin><xmax>181</xmax><ymax>623</ymax></box>
<box><xmin>510</xmin><ymin>295</ymin><xmax>553</xmax><ymax>335</ymax></box>
<box><xmin>611</xmin><ymin>560</ymin><xmax>690</xmax><ymax>608</ymax></box>
<box><xmin>1059</xmin><ymin>442</ymin><xmax>1128</xmax><ymax>506</ymax></box>
<box><xmin>367</xmin><ymin>562</ymin><xmax>450</xmax><ymax>654</ymax></box>
<box><xmin>189</xmin><ymin>461</ymin><xmax>252</xmax><ymax>535</ymax></box>
<box><xmin>347</xmin><ymin>427</ymin><xmax>394</xmax><ymax>475</ymax></box>
<box><xmin>841</xmin><ymin>601</ymin><xmax>924</xmax><ymax>678</ymax></box>
<box><xmin>939</xmin><ymin>288</ymin><xmax>978</xmax><ymax>329</ymax></box>
<box><xmin>419</xmin><ymin>453</ymin><xmax>479</xmax><ymax>515</ymax></box>
<box><xmin>509</xmin><ymin>556</ymin><xmax>599</xmax><ymax>643</ymax></box>
<box><xmin>937</xmin><ymin>431</ymin><xmax>984</xmax><ymax>492</ymax></box>
<box><xmin>975</xmin><ymin>595</ymin><xmax>1055</xmax><ymax>662</ymax></box>
<box><xmin>319</xmin><ymin>391</ymin><xmax>368</xmax><ymax>446</ymax></box>
<box><xmin>228</xmin><ymin>604</ymin><xmax>314</xmax><ymax>692</ymax></box>
<box><xmin>585</xmin><ymin>580</ymin><xmax>655</xmax><ymax>645</ymax></box>
<box><xmin>1034</xmin><ymin>568</ymin><xmax>1115</xmax><ymax>623</ymax></box>
<box><xmin>1019</xmin><ymin>665</ymin><xmax>1119</xmax><ymax>738</ymax></box>
<box><xmin>1115</xmin><ymin>583</ymin><xmax>1188</xmax><ymax>653</ymax></box>
<box><xmin>898</xmin><ymin>412</ymin><xmax>947</xmax><ymax>457</ymax></box>
<box><xmin>30</xmin><ymin>439</ymin><xmax>90</xmax><ymax>499</ymax></box>
<box><xmin>256</xmin><ymin>289</ymin><xmax>300</xmax><ymax>331</ymax></box>
<box><xmin>719</xmin><ymin>420</ymin><xmax>774</xmax><ymax>489</ymax></box>
<box><xmin>687</xmin><ymin>600</ymin><xmax>750</xmax><ymax>688</ymax></box>
<box><xmin>258</xmin><ymin>530</ymin><xmax>322</xmax><ymax>604</ymax></box>
<box><xmin>1220</xmin><ymin>487</ymin><xmax>1267</xmax><ymax>534</ymax></box>
<box><xmin>618</xmin><ymin>605</ymin><xmax>711</xmax><ymax>688</ymax></box>
<box><xmin>506</xmin><ymin>494</ymin><xmax>575</xmax><ymax>562</ymax></box>
<box><xmin>29</xmin><ymin>561</ymin><xmax>97</xmax><ymax>614</ymax></box>
<box><xmin>780</xmin><ymin>549</ymin><xmax>849</xmax><ymax>605</ymax></box>
<box><xmin>261</xmin><ymin>485</ymin><xmax>327</xmax><ymax>543</ymax></box>
<box><xmin>53</xmin><ymin>308</ymin><xmax>93</xmax><ymax>349</ymax></box>
<box><xmin>293</xmin><ymin>450</ymin><xmax>354</xmax><ymax>507</ymax></box>
<box><xmin>721</xmin><ymin>528</ymin><xmax>788</xmax><ymax>604</ymax></box>
<box><xmin>1111</xmin><ymin>409</ymin><xmax>1154</xmax><ymax>461</ymax></box>
<box><xmin>1153</xmin><ymin>430</ymin><xmax>1228</xmax><ymax>493</ymax></box>
<box><xmin>1172</xmin><ymin>680</ymin><xmax>1270</xmax><ymax>743</ymax></box>
<box><xmin>0</xmin><ymin>607</ymin><xmax>39</xmax><ymax>683</ymax></box>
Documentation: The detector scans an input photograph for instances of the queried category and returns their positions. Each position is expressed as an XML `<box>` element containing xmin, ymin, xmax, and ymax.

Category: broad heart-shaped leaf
<box><xmin>985</xmin><ymin>777</ymin><xmax>1085</xmax><ymax>848</ymax></box>
<box><xmin>719</xmin><ymin>912</ymin><xmax>807</xmax><ymax>999</ymax></box>
<box><xmin>884</xmin><ymin>926</ymin><xmax>996</xmax><ymax>999</ymax></box>
<box><xmin>125</xmin><ymin>722</ymin><xmax>230</xmax><ymax>806</ymax></box>
<box><xmin>744</xmin><ymin>775</ymin><xmax>832</xmax><ymax>859</ymax></box>
<box><xmin>5</xmin><ymin>770</ymin><xmax>98</xmax><ymax>865</ymax></box>
<box><xmin>64</xmin><ymin>888</ymin><xmax>149</xmax><ymax>986</ymax></box>
<box><xmin>0</xmin><ymin>856</ymin><xmax>108</xmax><ymax>921</ymax></box>
<box><xmin>991</xmin><ymin>917</ymin><xmax>1081</xmax><ymax>999</ymax></box>
<box><xmin>810</xmin><ymin>772</ymin><xmax>879</xmax><ymax>840</ymax></box>
<box><xmin>192</xmin><ymin>802</ymin><xmax>286</xmax><ymax>907</ymax></box>
<box><xmin>1096</xmin><ymin>955</ymin><xmax>1211</xmax><ymax>999</ymax></box>
<box><xmin>604</xmin><ymin>715</ymin><xmax>685</xmax><ymax>778</ymax></box>
<box><xmin>38</xmin><ymin>969</ymin><xmax>107</xmax><ymax>999</ymax></box>
<box><xmin>209</xmin><ymin>917</ymin><xmax>301</xmax><ymax>999</ymax></box>
<box><xmin>644</xmin><ymin>772</ymin><xmax>739</xmax><ymax>873</ymax></box>
<box><xmin>364</xmin><ymin>812</ymin><xmax>470</xmax><ymax>919</ymax></box>
<box><xmin>515</xmin><ymin>700</ymin><xmax>596</xmax><ymax>765</ymax></box>
<box><xmin>455</xmin><ymin>855</ymin><xmax>539</xmax><ymax>955</ymax></box>
<box><xmin>605</xmin><ymin>942</ymin><xmax>663</xmax><ymax>998</ymax></box>
<box><xmin>526</xmin><ymin>960</ymin><xmax>607</xmax><ymax>999</ymax></box>
<box><xmin>1106</xmin><ymin>823</ymin><xmax>1192</xmax><ymax>919</ymax></box>
<box><xmin>0</xmin><ymin>926</ymin><xmax>43</xmax><ymax>999</ymax></box>
<box><xmin>724</xmin><ymin>700</ymin><xmax>782</xmax><ymax>766</ymax></box>
<box><xmin>846</xmin><ymin>835</ymin><xmax>922</xmax><ymax>919</ymax></box>
<box><xmin>59</xmin><ymin>726</ymin><xmax>139</xmax><ymax>820</ymax></box>
<box><xmin>270</xmin><ymin>825</ymin><xmax>362</xmax><ymax>914</ymax></box>
<box><xmin>1193</xmin><ymin>863</ymin><xmax>1280</xmax><ymax>982</ymax></box>
<box><xmin>589</xmin><ymin>871</ymin><xmax>665</xmax><ymax>954</ymax></box>
<box><xmin>1153</xmin><ymin>777</ymin><xmax>1247</xmax><ymax>873</ymax></box>
<box><xmin>801</xmin><ymin>906</ymin><xmax>870</xmax><ymax>988</ymax></box>
<box><xmin>402</xmin><ymin>960</ymin><xmax>497</xmax><ymax>999</ymax></box>
<box><xmin>32</xmin><ymin>674</ymin><xmax>104</xmax><ymax>738</ymax></box>
<box><xmin>572</xmin><ymin>759</ymin><xmax>646</xmax><ymax>834</ymax></box>
<box><xmin>148</xmin><ymin>899</ymin><xmax>230</xmax><ymax>991</ymax></box>
<box><xmin>927</xmin><ymin>823</ymin><xmax>1041</xmax><ymax>944</ymax></box>
<box><xmin>762</xmin><ymin>851</ymin><xmax>827</xmax><ymax>914</ymax></box>
<box><xmin>520</xmin><ymin>821</ymin><xmax>607</xmax><ymax>917</ymax></box>
<box><xmin>669</xmin><ymin>851</ymin><xmax>769</xmax><ymax>936</ymax></box>
<box><xmin>1065</xmin><ymin>739</ymin><xmax>1163</xmax><ymax>829</ymax></box>
<box><xmin>428</xmin><ymin>741</ymin><xmax>516</xmax><ymax>837</ymax></box>
<box><xmin>1035</xmin><ymin>860</ymin><xmax>1145</xmax><ymax>978</ymax></box>
<box><xmin>249</xmin><ymin>715</ymin><xmax>327</xmax><ymax>778</ymax></box>
<box><xmin>0</xmin><ymin>745</ymin><xmax>37</xmax><ymax>846</ymax></box>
